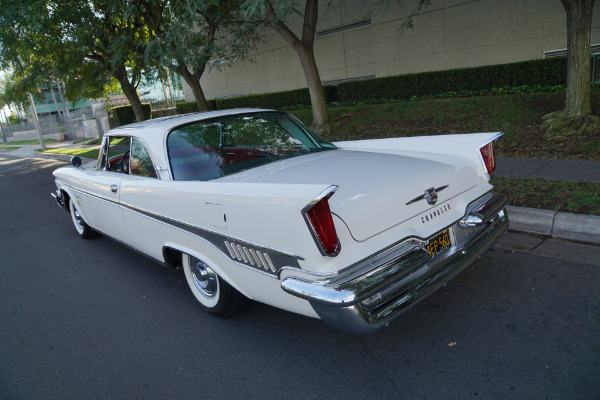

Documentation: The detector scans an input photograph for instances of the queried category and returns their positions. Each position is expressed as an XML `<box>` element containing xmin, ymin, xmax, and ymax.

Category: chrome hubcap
<box><xmin>72</xmin><ymin>205</ymin><xmax>84</xmax><ymax>230</ymax></box>
<box><xmin>190</xmin><ymin>258</ymin><xmax>218</xmax><ymax>298</ymax></box>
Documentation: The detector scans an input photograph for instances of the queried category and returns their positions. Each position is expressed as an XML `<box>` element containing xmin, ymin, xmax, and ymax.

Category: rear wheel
<box><xmin>69</xmin><ymin>199</ymin><xmax>97</xmax><ymax>239</ymax></box>
<box><xmin>182</xmin><ymin>254</ymin><xmax>248</xmax><ymax>318</ymax></box>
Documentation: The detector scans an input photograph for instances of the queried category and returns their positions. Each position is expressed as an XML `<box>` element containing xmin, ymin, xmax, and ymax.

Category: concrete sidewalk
<box><xmin>1</xmin><ymin>142</ymin><xmax>599</xmax><ymax>244</ymax></box>
<box><xmin>496</xmin><ymin>156</ymin><xmax>600</xmax><ymax>183</ymax></box>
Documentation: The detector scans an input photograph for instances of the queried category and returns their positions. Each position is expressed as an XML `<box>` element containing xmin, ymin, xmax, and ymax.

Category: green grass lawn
<box><xmin>290</xmin><ymin>91</ymin><xmax>600</xmax><ymax>160</ymax></box>
<box><xmin>38</xmin><ymin>148</ymin><xmax>100</xmax><ymax>159</ymax></box>
<box><xmin>491</xmin><ymin>176</ymin><xmax>600</xmax><ymax>216</ymax></box>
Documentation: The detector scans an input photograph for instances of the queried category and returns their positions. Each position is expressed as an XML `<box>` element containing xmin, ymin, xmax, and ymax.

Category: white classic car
<box><xmin>52</xmin><ymin>109</ymin><xmax>508</xmax><ymax>334</ymax></box>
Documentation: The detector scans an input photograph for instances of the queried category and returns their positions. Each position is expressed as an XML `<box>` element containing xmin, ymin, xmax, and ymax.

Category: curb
<box><xmin>507</xmin><ymin>206</ymin><xmax>600</xmax><ymax>245</ymax></box>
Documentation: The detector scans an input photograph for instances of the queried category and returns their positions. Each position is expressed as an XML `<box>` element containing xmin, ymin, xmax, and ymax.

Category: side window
<box><xmin>99</xmin><ymin>136</ymin><xmax>132</xmax><ymax>173</ymax></box>
<box><xmin>130</xmin><ymin>138</ymin><xmax>157</xmax><ymax>178</ymax></box>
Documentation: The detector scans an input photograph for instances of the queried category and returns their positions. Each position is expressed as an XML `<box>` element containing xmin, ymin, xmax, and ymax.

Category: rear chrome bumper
<box><xmin>282</xmin><ymin>191</ymin><xmax>509</xmax><ymax>335</ymax></box>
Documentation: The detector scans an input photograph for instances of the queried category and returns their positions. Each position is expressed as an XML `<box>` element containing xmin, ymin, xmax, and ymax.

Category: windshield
<box><xmin>167</xmin><ymin>111</ymin><xmax>336</xmax><ymax>181</ymax></box>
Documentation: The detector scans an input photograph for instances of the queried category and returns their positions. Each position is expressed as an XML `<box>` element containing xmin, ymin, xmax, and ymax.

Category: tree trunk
<box><xmin>267</xmin><ymin>0</ymin><xmax>330</xmax><ymax>134</ymax></box>
<box><xmin>58</xmin><ymin>80</ymin><xmax>72</xmax><ymax>120</ymax></box>
<box><xmin>166</xmin><ymin>67</ymin><xmax>175</xmax><ymax>107</ymax></box>
<box><xmin>161</xmin><ymin>76</ymin><xmax>169</xmax><ymax>106</ymax></box>
<box><xmin>48</xmin><ymin>82</ymin><xmax>65</xmax><ymax>141</ymax></box>
<box><xmin>175</xmin><ymin>66</ymin><xmax>209</xmax><ymax>111</ymax></box>
<box><xmin>114</xmin><ymin>66</ymin><xmax>146</xmax><ymax>122</ymax></box>
<box><xmin>561</xmin><ymin>0</ymin><xmax>596</xmax><ymax>117</ymax></box>
<box><xmin>295</xmin><ymin>44</ymin><xmax>330</xmax><ymax>134</ymax></box>
<box><xmin>48</xmin><ymin>82</ymin><xmax>62</xmax><ymax>122</ymax></box>
<box><xmin>56</xmin><ymin>80</ymin><xmax>74</xmax><ymax>136</ymax></box>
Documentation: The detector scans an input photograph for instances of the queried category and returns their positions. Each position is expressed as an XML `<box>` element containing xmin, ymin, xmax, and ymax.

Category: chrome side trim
<box><xmin>124</xmin><ymin>204</ymin><xmax>303</xmax><ymax>277</ymax></box>
<box><xmin>55</xmin><ymin>182</ymin><xmax>303</xmax><ymax>276</ymax></box>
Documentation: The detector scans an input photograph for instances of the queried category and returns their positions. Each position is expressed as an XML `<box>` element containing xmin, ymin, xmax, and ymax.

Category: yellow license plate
<box><xmin>426</xmin><ymin>230</ymin><xmax>451</xmax><ymax>257</ymax></box>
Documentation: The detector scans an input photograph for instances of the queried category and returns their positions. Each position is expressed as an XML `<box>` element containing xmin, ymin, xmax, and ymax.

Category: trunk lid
<box><xmin>223</xmin><ymin>149</ymin><xmax>479</xmax><ymax>241</ymax></box>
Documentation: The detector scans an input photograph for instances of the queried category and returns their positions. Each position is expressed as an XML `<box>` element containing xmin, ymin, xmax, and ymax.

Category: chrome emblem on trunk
<box><xmin>406</xmin><ymin>185</ymin><xmax>449</xmax><ymax>206</ymax></box>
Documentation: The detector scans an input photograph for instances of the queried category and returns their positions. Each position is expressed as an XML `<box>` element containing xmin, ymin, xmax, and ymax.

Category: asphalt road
<box><xmin>1</xmin><ymin>154</ymin><xmax>599</xmax><ymax>400</ymax></box>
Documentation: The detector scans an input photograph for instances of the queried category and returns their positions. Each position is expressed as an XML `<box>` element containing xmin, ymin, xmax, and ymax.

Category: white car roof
<box><xmin>103</xmin><ymin>108</ymin><xmax>275</xmax><ymax>176</ymax></box>
<box><xmin>107</xmin><ymin>108</ymin><xmax>273</xmax><ymax>137</ymax></box>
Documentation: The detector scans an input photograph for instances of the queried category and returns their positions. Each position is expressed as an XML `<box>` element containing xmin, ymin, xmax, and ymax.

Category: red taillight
<box><xmin>303</xmin><ymin>187</ymin><xmax>341</xmax><ymax>257</ymax></box>
<box><xmin>480</xmin><ymin>141</ymin><xmax>497</xmax><ymax>176</ymax></box>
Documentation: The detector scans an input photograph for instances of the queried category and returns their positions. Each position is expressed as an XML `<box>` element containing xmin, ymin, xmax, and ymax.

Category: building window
<box><xmin>316</xmin><ymin>19</ymin><xmax>372</xmax><ymax>39</ymax></box>
<box><xmin>543</xmin><ymin>43</ymin><xmax>600</xmax><ymax>82</ymax></box>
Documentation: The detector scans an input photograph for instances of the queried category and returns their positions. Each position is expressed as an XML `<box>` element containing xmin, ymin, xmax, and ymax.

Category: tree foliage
<box><xmin>135</xmin><ymin>0</ymin><xmax>262</xmax><ymax>111</ymax></box>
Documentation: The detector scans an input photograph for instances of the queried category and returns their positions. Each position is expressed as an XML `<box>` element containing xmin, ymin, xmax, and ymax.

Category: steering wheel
<box><xmin>121</xmin><ymin>151</ymin><xmax>130</xmax><ymax>174</ymax></box>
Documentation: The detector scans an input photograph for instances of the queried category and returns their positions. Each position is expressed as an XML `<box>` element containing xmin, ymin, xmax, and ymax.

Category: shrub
<box><xmin>338</xmin><ymin>58</ymin><xmax>567</xmax><ymax>102</ymax></box>
<box><xmin>111</xmin><ymin>103</ymin><xmax>152</xmax><ymax>126</ymax></box>
<box><xmin>175</xmin><ymin>100</ymin><xmax>217</xmax><ymax>114</ymax></box>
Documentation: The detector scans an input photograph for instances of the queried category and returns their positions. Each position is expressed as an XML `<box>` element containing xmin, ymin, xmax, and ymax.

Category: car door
<box><xmin>79</xmin><ymin>136</ymin><xmax>131</xmax><ymax>244</ymax></box>
<box><xmin>119</xmin><ymin>137</ymin><xmax>164</xmax><ymax>260</ymax></box>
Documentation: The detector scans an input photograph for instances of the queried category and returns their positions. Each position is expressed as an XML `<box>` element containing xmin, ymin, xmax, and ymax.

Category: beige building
<box><xmin>185</xmin><ymin>0</ymin><xmax>600</xmax><ymax>101</ymax></box>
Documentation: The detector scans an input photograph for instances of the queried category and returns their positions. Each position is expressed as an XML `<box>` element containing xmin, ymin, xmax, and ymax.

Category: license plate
<box><xmin>425</xmin><ymin>230</ymin><xmax>451</xmax><ymax>257</ymax></box>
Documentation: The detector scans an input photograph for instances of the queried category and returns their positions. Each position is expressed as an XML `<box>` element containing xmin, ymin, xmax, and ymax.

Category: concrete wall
<box><xmin>187</xmin><ymin>0</ymin><xmax>600</xmax><ymax>101</ymax></box>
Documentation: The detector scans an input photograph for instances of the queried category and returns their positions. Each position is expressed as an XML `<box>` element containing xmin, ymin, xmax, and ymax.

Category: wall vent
<box><xmin>543</xmin><ymin>43</ymin><xmax>600</xmax><ymax>58</ymax></box>
<box><xmin>316</xmin><ymin>19</ymin><xmax>372</xmax><ymax>38</ymax></box>
<box><xmin>323</xmin><ymin>74</ymin><xmax>376</xmax><ymax>86</ymax></box>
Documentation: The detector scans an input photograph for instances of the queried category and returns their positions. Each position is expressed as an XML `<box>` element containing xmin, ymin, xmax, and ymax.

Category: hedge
<box><xmin>111</xmin><ymin>103</ymin><xmax>152</xmax><ymax>126</ymax></box>
<box><xmin>214</xmin><ymin>86</ymin><xmax>337</xmax><ymax>110</ymax></box>
<box><xmin>337</xmin><ymin>57</ymin><xmax>567</xmax><ymax>102</ymax></box>
<box><xmin>175</xmin><ymin>100</ymin><xmax>217</xmax><ymax>114</ymax></box>
<box><xmin>175</xmin><ymin>101</ymin><xmax>199</xmax><ymax>114</ymax></box>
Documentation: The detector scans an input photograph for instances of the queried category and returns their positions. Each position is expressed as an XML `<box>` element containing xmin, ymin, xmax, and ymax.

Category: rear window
<box><xmin>167</xmin><ymin>111</ymin><xmax>336</xmax><ymax>181</ymax></box>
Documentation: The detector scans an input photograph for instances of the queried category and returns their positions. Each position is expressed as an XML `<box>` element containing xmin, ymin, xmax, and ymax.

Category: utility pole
<box><xmin>27</xmin><ymin>92</ymin><xmax>46</xmax><ymax>151</ymax></box>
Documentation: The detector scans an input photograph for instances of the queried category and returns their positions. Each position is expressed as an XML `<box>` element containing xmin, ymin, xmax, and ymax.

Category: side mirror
<box><xmin>71</xmin><ymin>156</ymin><xmax>83</xmax><ymax>168</ymax></box>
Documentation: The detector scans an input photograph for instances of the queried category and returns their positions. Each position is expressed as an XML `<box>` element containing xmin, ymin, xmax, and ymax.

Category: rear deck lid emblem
<box><xmin>406</xmin><ymin>185</ymin><xmax>449</xmax><ymax>206</ymax></box>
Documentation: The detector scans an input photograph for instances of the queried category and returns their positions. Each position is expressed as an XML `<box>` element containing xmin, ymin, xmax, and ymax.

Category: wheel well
<box><xmin>163</xmin><ymin>247</ymin><xmax>183</xmax><ymax>269</ymax></box>
<box><xmin>61</xmin><ymin>190</ymin><xmax>71</xmax><ymax>211</ymax></box>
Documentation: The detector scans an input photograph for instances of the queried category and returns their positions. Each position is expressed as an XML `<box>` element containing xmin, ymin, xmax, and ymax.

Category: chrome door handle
<box><xmin>110</xmin><ymin>184</ymin><xmax>118</xmax><ymax>193</ymax></box>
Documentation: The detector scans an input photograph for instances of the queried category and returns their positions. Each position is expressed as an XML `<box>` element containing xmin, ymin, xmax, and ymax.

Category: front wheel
<box><xmin>182</xmin><ymin>254</ymin><xmax>248</xmax><ymax>318</ymax></box>
<box><xmin>69</xmin><ymin>199</ymin><xmax>97</xmax><ymax>239</ymax></box>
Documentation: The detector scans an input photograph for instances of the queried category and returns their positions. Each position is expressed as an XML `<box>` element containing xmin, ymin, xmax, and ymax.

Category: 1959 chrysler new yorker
<box><xmin>51</xmin><ymin>109</ymin><xmax>508</xmax><ymax>334</ymax></box>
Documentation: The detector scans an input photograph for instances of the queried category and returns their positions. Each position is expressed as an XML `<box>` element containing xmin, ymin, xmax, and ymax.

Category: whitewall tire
<box><xmin>182</xmin><ymin>254</ymin><xmax>248</xmax><ymax>317</ymax></box>
<box><xmin>69</xmin><ymin>199</ymin><xmax>97</xmax><ymax>239</ymax></box>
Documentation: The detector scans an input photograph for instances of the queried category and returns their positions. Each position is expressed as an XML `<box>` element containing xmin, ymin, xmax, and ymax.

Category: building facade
<box><xmin>186</xmin><ymin>0</ymin><xmax>600</xmax><ymax>102</ymax></box>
